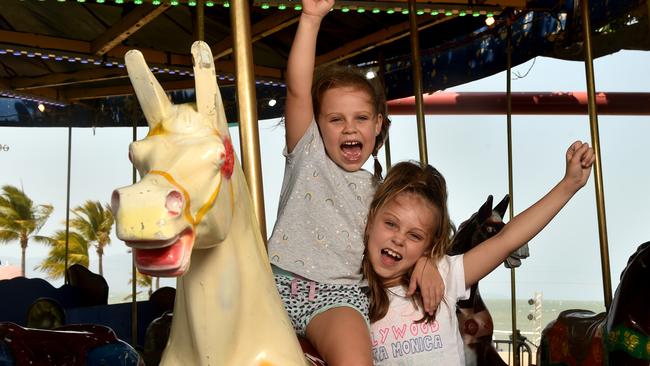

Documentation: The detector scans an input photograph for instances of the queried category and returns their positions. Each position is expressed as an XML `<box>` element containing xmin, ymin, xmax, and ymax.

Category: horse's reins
<box><xmin>148</xmin><ymin>170</ymin><xmax>233</xmax><ymax>228</ymax></box>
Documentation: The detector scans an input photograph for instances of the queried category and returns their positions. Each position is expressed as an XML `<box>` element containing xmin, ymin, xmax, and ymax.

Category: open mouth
<box><xmin>127</xmin><ymin>228</ymin><xmax>195</xmax><ymax>277</ymax></box>
<box><xmin>380</xmin><ymin>248</ymin><xmax>402</xmax><ymax>265</ymax></box>
<box><xmin>341</xmin><ymin>141</ymin><xmax>363</xmax><ymax>162</ymax></box>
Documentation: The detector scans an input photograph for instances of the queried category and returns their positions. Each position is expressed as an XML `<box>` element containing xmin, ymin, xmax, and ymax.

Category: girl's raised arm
<box><xmin>463</xmin><ymin>141</ymin><xmax>595</xmax><ymax>287</ymax></box>
<box><xmin>285</xmin><ymin>0</ymin><xmax>334</xmax><ymax>152</ymax></box>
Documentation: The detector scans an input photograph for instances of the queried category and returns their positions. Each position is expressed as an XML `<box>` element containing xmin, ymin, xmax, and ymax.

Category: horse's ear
<box><xmin>477</xmin><ymin>195</ymin><xmax>493</xmax><ymax>220</ymax></box>
<box><xmin>191</xmin><ymin>41</ymin><xmax>230</xmax><ymax>137</ymax></box>
<box><xmin>125</xmin><ymin>49</ymin><xmax>173</xmax><ymax>130</ymax></box>
<box><xmin>494</xmin><ymin>194</ymin><xmax>510</xmax><ymax>218</ymax></box>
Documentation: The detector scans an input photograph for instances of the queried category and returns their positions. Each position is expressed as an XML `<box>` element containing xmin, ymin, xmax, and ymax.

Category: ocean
<box><xmin>483</xmin><ymin>297</ymin><xmax>605</xmax><ymax>364</ymax></box>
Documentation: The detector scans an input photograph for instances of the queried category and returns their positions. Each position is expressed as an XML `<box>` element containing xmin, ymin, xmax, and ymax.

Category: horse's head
<box><xmin>111</xmin><ymin>41</ymin><xmax>235</xmax><ymax>277</ymax></box>
<box><xmin>450</xmin><ymin>195</ymin><xmax>510</xmax><ymax>366</ymax></box>
<box><xmin>449</xmin><ymin>194</ymin><xmax>509</xmax><ymax>256</ymax></box>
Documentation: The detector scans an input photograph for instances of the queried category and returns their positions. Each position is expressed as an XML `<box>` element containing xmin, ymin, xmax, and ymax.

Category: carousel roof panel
<box><xmin>0</xmin><ymin>0</ymin><xmax>648</xmax><ymax>127</ymax></box>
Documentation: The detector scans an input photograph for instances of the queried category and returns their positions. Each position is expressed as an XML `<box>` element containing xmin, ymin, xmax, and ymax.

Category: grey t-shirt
<box><xmin>268</xmin><ymin>120</ymin><xmax>376</xmax><ymax>284</ymax></box>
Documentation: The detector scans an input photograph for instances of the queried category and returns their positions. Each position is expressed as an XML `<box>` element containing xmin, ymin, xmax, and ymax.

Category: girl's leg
<box><xmin>305</xmin><ymin>306</ymin><xmax>372</xmax><ymax>366</ymax></box>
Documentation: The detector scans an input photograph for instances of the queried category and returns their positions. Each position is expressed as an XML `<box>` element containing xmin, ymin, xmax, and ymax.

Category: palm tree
<box><xmin>35</xmin><ymin>230</ymin><xmax>90</xmax><ymax>280</ymax></box>
<box><xmin>68</xmin><ymin>200</ymin><xmax>113</xmax><ymax>276</ymax></box>
<box><xmin>0</xmin><ymin>185</ymin><xmax>53</xmax><ymax>276</ymax></box>
<box><xmin>124</xmin><ymin>271</ymin><xmax>154</xmax><ymax>300</ymax></box>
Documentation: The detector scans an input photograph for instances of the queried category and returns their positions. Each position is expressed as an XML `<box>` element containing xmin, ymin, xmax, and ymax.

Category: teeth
<box><xmin>382</xmin><ymin>248</ymin><xmax>402</xmax><ymax>260</ymax></box>
<box><xmin>127</xmin><ymin>233</ymin><xmax>181</xmax><ymax>249</ymax></box>
<box><xmin>343</xmin><ymin>141</ymin><xmax>360</xmax><ymax>146</ymax></box>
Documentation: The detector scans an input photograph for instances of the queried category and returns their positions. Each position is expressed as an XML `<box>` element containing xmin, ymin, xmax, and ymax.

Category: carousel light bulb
<box><xmin>38</xmin><ymin>104</ymin><xmax>45</xmax><ymax>113</ymax></box>
<box><xmin>485</xmin><ymin>16</ymin><xmax>495</xmax><ymax>26</ymax></box>
<box><xmin>268</xmin><ymin>99</ymin><xmax>277</xmax><ymax>107</ymax></box>
<box><xmin>365</xmin><ymin>70</ymin><xmax>376</xmax><ymax>79</ymax></box>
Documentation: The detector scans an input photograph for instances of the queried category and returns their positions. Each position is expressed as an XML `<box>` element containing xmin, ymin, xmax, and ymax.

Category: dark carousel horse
<box><xmin>538</xmin><ymin>241</ymin><xmax>650</xmax><ymax>366</ymax></box>
<box><xmin>448</xmin><ymin>195</ymin><xmax>510</xmax><ymax>366</ymax></box>
<box><xmin>0</xmin><ymin>323</ymin><xmax>141</xmax><ymax>366</ymax></box>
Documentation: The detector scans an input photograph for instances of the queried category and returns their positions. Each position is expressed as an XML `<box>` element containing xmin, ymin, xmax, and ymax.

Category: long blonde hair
<box><xmin>361</xmin><ymin>161</ymin><xmax>455</xmax><ymax>323</ymax></box>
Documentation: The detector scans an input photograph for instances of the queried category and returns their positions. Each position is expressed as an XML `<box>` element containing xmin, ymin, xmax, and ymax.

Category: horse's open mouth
<box><xmin>128</xmin><ymin>228</ymin><xmax>195</xmax><ymax>277</ymax></box>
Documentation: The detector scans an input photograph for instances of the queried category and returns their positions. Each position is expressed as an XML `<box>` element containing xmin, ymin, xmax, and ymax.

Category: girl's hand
<box><xmin>407</xmin><ymin>257</ymin><xmax>444</xmax><ymax>316</ymax></box>
<box><xmin>301</xmin><ymin>0</ymin><xmax>335</xmax><ymax>19</ymax></box>
<box><xmin>564</xmin><ymin>141</ymin><xmax>595</xmax><ymax>191</ymax></box>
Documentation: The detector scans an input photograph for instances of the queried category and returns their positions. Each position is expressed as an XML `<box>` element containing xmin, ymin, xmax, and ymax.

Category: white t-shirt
<box><xmin>370</xmin><ymin>255</ymin><xmax>469</xmax><ymax>366</ymax></box>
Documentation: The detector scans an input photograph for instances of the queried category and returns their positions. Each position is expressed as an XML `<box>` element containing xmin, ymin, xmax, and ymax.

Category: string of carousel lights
<box><xmin>0</xmin><ymin>90</ymin><xmax>67</xmax><ymax>108</ymax></box>
<box><xmin>0</xmin><ymin>45</ymin><xmax>285</xmax><ymax>107</ymax></box>
<box><xmin>0</xmin><ymin>46</ymin><xmax>285</xmax><ymax>97</ymax></box>
<box><xmin>23</xmin><ymin>0</ymin><xmax>500</xmax><ymax>18</ymax></box>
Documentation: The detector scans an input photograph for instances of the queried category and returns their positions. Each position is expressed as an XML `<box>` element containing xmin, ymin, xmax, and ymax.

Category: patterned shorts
<box><xmin>273</xmin><ymin>270</ymin><xmax>369</xmax><ymax>336</ymax></box>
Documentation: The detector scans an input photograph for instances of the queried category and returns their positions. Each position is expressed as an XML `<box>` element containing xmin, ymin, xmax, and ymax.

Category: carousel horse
<box><xmin>538</xmin><ymin>241</ymin><xmax>650</xmax><ymax>366</ymax></box>
<box><xmin>0</xmin><ymin>265</ymin><xmax>143</xmax><ymax>365</ymax></box>
<box><xmin>0</xmin><ymin>323</ymin><xmax>140</xmax><ymax>365</ymax></box>
<box><xmin>448</xmin><ymin>195</ymin><xmax>510</xmax><ymax>366</ymax></box>
<box><xmin>111</xmin><ymin>41</ymin><xmax>308</xmax><ymax>366</ymax></box>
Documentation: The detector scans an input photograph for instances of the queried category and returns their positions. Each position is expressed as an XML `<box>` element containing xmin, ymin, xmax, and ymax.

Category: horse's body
<box><xmin>112</xmin><ymin>41</ymin><xmax>306</xmax><ymax>366</ymax></box>
<box><xmin>539</xmin><ymin>241</ymin><xmax>650</xmax><ymax>366</ymax></box>
<box><xmin>448</xmin><ymin>195</ymin><xmax>509</xmax><ymax>366</ymax></box>
<box><xmin>0</xmin><ymin>323</ymin><xmax>140</xmax><ymax>366</ymax></box>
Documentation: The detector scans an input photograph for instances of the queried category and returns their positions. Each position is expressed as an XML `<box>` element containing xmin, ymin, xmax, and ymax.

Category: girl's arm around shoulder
<box><xmin>463</xmin><ymin>141</ymin><xmax>595</xmax><ymax>287</ymax></box>
<box><xmin>406</xmin><ymin>256</ymin><xmax>445</xmax><ymax>316</ymax></box>
<box><xmin>285</xmin><ymin>0</ymin><xmax>334</xmax><ymax>153</ymax></box>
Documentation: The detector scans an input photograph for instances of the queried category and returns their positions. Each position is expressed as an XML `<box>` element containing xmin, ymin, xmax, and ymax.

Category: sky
<box><xmin>1</xmin><ymin>50</ymin><xmax>649</xmax><ymax>307</ymax></box>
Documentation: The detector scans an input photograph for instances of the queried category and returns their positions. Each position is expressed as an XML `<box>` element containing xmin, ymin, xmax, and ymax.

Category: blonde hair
<box><xmin>312</xmin><ymin>65</ymin><xmax>391</xmax><ymax>181</ymax></box>
<box><xmin>361</xmin><ymin>161</ymin><xmax>454</xmax><ymax>323</ymax></box>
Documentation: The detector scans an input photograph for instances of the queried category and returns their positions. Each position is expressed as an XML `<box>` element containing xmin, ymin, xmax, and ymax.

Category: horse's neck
<box><xmin>165</xmin><ymin>172</ymin><xmax>305</xmax><ymax>365</ymax></box>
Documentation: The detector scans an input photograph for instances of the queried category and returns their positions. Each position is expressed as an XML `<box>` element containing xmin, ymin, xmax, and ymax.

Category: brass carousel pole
<box><xmin>580</xmin><ymin>0</ymin><xmax>613</xmax><ymax>309</ymax></box>
<box><xmin>230</xmin><ymin>0</ymin><xmax>267</xmax><ymax>240</ymax></box>
<box><xmin>130</xmin><ymin>118</ymin><xmax>138</xmax><ymax>346</ymax></box>
<box><xmin>407</xmin><ymin>0</ymin><xmax>428</xmax><ymax>164</ymax></box>
<box><xmin>505</xmin><ymin>24</ymin><xmax>520</xmax><ymax>366</ymax></box>
<box><xmin>63</xmin><ymin>126</ymin><xmax>72</xmax><ymax>285</ymax></box>
<box><xmin>377</xmin><ymin>51</ymin><xmax>392</xmax><ymax>170</ymax></box>
<box><xmin>195</xmin><ymin>0</ymin><xmax>205</xmax><ymax>41</ymax></box>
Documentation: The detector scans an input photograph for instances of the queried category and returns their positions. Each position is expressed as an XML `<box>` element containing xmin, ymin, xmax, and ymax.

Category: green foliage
<box><xmin>68</xmin><ymin>200</ymin><xmax>114</xmax><ymax>275</ymax></box>
<box><xmin>35</xmin><ymin>230</ymin><xmax>90</xmax><ymax>280</ymax></box>
<box><xmin>0</xmin><ymin>185</ymin><xmax>53</xmax><ymax>276</ymax></box>
<box><xmin>124</xmin><ymin>271</ymin><xmax>155</xmax><ymax>301</ymax></box>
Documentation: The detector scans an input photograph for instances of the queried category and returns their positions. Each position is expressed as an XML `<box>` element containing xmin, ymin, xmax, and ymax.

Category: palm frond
<box><xmin>35</xmin><ymin>230</ymin><xmax>90</xmax><ymax>279</ymax></box>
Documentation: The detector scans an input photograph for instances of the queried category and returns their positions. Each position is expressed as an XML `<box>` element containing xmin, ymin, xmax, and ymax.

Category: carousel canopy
<box><xmin>0</xmin><ymin>0</ymin><xmax>648</xmax><ymax>127</ymax></box>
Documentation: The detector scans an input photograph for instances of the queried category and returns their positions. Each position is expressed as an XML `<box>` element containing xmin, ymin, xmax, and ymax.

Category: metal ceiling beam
<box><xmin>212</xmin><ymin>10</ymin><xmax>299</xmax><ymax>60</ymax></box>
<box><xmin>91</xmin><ymin>3</ymin><xmax>172</xmax><ymax>56</ymax></box>
<box><xmin>316</xmin><ymin>15</ymin><xmax>455</xmax><ymax>66</ymax></box>
<box><xmin>61</xmin><ymin>79</ymin><xmax>194</xmax><ymax>101</ymax></box>
<box><xmin>0</xmin><ymin>29</ymin><xmax>189</xmax><ymax>64</ymax></box>
<box><xmin>1</xmin><ymin>29</ymin><xmax>283</xmax><ymax>91</ymax></box>
<box><xmin>0</xmin><ymin>29</ymin><xmax>89</xmax><ymax>53</ymax></box>
<box><xmin>387</xmin><ymin>92</ymin><xmax>650</xmax><ymax>115</ymax></box>
<box><xmin>10</xmin><ymin>68</ymin><xmax>129</xmax><ymax>90</ymax></box>
<box><xmin>5</xmin><ymin>87</ymin><xmax>63</xmax><ymax>103</ymax></box>
<box><xmin>9</xmin><ymin>58</ymin><xmax>281</xmax><ymax>91</ymax></box>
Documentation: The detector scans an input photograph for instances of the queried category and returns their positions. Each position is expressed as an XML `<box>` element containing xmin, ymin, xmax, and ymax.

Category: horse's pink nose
<box><xmin>111</xmin><ymin>190</ymin><xmax>120</xmax><ymax>215</ymax></box>
<box><xmin>165</xmin><ymin>190</ymin><xmax>184</xmax><ymax>216</ymax></box>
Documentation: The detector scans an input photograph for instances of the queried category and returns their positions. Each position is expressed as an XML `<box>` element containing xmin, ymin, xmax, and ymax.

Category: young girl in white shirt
<box><xmin>362</xmin><ymin>141</ymin><xmax>594</xmax><ymax>365</ymax></box>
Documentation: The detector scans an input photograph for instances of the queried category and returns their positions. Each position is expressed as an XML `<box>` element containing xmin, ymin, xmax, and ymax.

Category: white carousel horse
<box><xmin>112</xmin><ymin>41</ymin><xmax>307</xmax><ymax>366</ymax></box>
